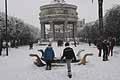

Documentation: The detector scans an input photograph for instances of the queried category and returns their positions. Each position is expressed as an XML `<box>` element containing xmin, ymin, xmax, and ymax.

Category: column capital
<box><xmin>49</xmin><ymin>21</ymin><xmax>54</xmax><ymax>24</ymax></box>
<box><xmin>40</xmin><ymin>22</ymin><xmax>45</xmax><ymax>24</ymax></box>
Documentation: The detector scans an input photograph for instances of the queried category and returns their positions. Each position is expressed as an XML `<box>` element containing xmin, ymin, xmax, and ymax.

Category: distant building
<box><xmin>77</xmin><ymin>19</ymin><xmax>85</xmax><ymax>31</ymax></box>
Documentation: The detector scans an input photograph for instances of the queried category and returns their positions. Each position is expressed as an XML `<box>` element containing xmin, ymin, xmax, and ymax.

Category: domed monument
<box><xmin>39</xmin><ymin>0</ymin><xmax>78</xmax><ymax>41</ymax></box>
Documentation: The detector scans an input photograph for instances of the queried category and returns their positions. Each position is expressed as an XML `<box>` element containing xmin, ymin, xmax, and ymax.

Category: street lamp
<box><xmin>98</xmin><ymin>0</ymin><xmax>103</xmax><ymax>36</ymax></box>
<box><xmin>5</xmin><ymin>0</ymin><xmax>8</xmax><ymax>56</ymax></box>
<box><xmin>92</xmin><ymin>0</ymin><xmax>103</xmax><ymax>36</ymax></box>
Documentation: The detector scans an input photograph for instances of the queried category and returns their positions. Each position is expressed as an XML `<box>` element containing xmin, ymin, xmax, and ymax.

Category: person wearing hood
<box><xmin>44</xmin><ymin>44</ymin><xmax>55</xmax><ymax>70</ymax></box>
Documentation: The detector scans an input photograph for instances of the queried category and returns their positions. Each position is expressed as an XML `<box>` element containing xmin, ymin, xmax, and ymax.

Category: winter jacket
<box><xmin>96</xmin><ymin>40</ymin><xmax>103</xmax><ymax>49</ymax></box>
<box><xmin>43</xmin><ymin>47</ymin><xmax>55</xmax><ymax>61</ymax></box>
<box><xmin>61</xmin><ymin>47</ymin><xmax>76</xmax><ymax>60</ymax></box>
<box><xmin>102</xmin><ymin>41</ymin><xmax>109</xmax><ymax>50</ymax></box>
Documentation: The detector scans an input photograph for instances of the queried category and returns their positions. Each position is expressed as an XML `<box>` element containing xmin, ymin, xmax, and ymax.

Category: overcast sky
<box><xmin>0</xmin><ymin>0</ymin><xmax>120</xmax><ymax>28</ymax></box>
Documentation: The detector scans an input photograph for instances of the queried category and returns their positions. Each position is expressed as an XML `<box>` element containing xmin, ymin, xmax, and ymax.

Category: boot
<box><xmin>68</xmin><ymin>71</ymin><xmax>72</xmax><ymax>78</ymax></box>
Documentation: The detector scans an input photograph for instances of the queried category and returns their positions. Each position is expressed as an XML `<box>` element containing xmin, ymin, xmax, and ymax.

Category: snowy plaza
<box><xmin>0</xmin><ymin>0</ymin><xmax>120</xmax><ymax>79</ymax></box>
<box><xmin>0</xmin><ymin>42</ymin><xmax>120</xmax><ymax>80</ymax></box>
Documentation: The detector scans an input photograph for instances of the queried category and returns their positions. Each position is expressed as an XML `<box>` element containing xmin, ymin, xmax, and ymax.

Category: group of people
<box><xmin>96</xmin><ymin>37</ymin><xmax>116</xmax><ymax>61</ymax></box>
<box><xmin>39</xmin><ymin>37</ymin><xmax>116</xmax><ymax>77</ymax></box>
<box><xmin>43</xmin><ymin>42</ymin><xmax>76</xmax><ymax>78</ymax></box>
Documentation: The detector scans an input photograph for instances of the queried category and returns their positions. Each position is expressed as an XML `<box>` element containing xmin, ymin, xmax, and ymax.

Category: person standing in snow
<box><xmin>108</xmin><ymin>37</ymin><xmax>116</xmax><ymax>56</ymax></box>
<box><xmin>96</xmin><ymin>38</ymin><xmax>103</xmax><ymax>57</ymax></box>
<box><xmin>43</xmin><ymin>44</ymin><xmax>55</xmax><ymax>70</ymax></box>
<box><xmin>102</xmin><ymin>40</ymin><xmax>109</xmax><ymax>61</ymax></box>
<box><xmin>0</xmin><ymin>31</ymin><xmax>3</xmax><ymax>56</ymax></box>
<box><xmin>29</xmin><ymin>40</ymin><xmax>33</xmax><ymax>49</ymax></box>
<box><xmin>0</xmin><ymin>39</ymin><xmax>3</xmax><ymax>56</ymax></box>
<box><xmin>61</xmin><ymin>42</ymin><xmax>76</xmax><ymax>78</ymax></box>
<box><xmin>74</xmin><ymin>40</ymin><xmax>77</xmax><ymax>47</ymax></box>
<box><xmin>88</xmin><ymin>39</ymin><xmax>92</xmax><ymax>46</ymax></box>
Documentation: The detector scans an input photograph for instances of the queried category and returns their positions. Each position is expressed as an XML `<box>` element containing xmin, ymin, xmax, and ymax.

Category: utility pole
<box><xmin>98</xmin><ymin>0</ymin><xmax>103</xmax><ymax>36</ymax></box>
<box><xmin>5</xmin><ymin>0</ymin><xmax>8</xmax><ymax>56</ymax></box>
<box><xmin>92</xmin><ymin>0</ymin><xmax>103</xmax><ymax>36</ymax></box>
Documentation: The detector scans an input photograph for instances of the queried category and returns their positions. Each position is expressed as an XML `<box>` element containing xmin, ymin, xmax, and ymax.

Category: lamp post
<box><xmin>98</xmin><ymin>0</ymin><xmax>103</xmax><ymax>36</ymax></box>
<box><xmin>92</xmin><ymin>0</ymin><xmax>103</xmax><ymax>36</ymax></box>
<box><xmin>5</xmin><ymin>0</ymin><xmax>8</xmax><ymax>56</ymax></box>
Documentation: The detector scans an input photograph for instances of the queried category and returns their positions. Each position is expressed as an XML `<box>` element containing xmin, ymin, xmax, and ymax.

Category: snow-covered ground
<box><xmin>0</xmin><ymin>42</ymin><xmax>120</xmax><ymax>80</ymax></box>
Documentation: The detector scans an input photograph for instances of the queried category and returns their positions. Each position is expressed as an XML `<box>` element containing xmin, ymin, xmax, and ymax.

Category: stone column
<box><xmin>74</xmin><ymin>22</ymin><xmax>77</xmax><ymax>38</ymax></box>
<box><xmin>63</xmin><ymin>21</ymin><xmax>68</xmax><ymax>41</ymax></box>
<box><xmin>41</xmin><ymin>23</ymin><xmax>46</xmax><ymax>40</ymax></box>
<box><xmin>50</xmin><ymin>21</ymin><xmax>55</xmax><ymax>41</ymax></box>
<box><xmin>72</xmin><ymin>22</ymin><xmax>77</xmax><ymax>40</ymax></box>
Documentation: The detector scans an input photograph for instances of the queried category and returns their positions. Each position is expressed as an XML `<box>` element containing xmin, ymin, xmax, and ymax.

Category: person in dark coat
<box><xmin>43</xmin><ymin>44</ymin><xmax>55</xmax><ymax>70</ymax></box>
<box><xmin>88</xmin><ymin>39</ymin><xmax>92</xmax><ymax>46</ymax></box>
<box><xmin>108</xmin><ymin>37</ymin><xmax>116</xmax><ymax>56</ymax></box>
<box><xmin>29</xmin><ymin>40</ymin><xmax>33</xmax><ymax>49</ymax></box>
<box><xmin>96</xmin><ymin>39</ymin><xmax>103</xmax><ymax>57</ymax></box>
<box><xmin>102</xmin><ymin>40</ymin><xmax>109</xmax><ymax>61</ymax></box>
<box><xmin>57</xmin><ymin>39</ymin><xmax>63</xmax><ymax>47</ymax></box>
<box><xmin>0</xmin><ymin>39</ymin><xmax>3</xmax><ymax>56</ymax></box>
<box><xmin>61</xmin><ymin>42</ymin><xmax>76</xmax><ymax>78</ymax></box>
<box><xmin>74</xmin><ymin>41</ymin><xmax>77</xmax><ymax>47</ymax></box>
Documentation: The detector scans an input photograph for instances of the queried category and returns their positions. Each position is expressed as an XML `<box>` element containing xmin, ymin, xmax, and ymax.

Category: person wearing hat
<box><xmin>61</xmin><ymin>42</ymin><xmax>76</xmax><ymax>78</ymax></box>
<box><xmin>43</xmin><ymin>44</ymin><xmax>55</xmax><ymax>70</ymax></box>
